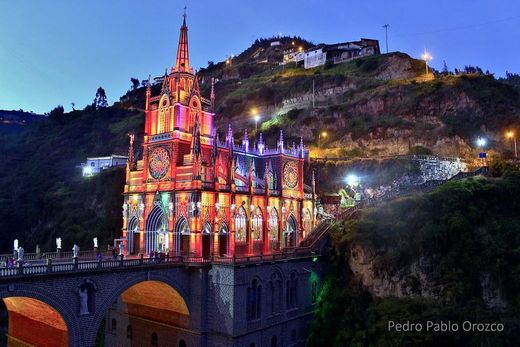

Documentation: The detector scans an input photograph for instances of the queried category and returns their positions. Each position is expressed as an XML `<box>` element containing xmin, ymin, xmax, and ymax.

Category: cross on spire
<box><xmin>174</xmin><ymin>7</ymin><xmax>190</xmax><ymax>73</ymax></box>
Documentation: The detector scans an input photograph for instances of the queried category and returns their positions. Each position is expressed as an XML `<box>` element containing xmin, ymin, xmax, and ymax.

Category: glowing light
<box><xmin>476</xmin><ymin>137</ymin><xmax>487</xmax><ymax>147</ymax></box>
<box><xmin>82</xmin><ymin>166</ymin><xmax>93</xmax><ymax>176</ymax></box>
<box><xmin>506</xmin><ymin>131</ymin><xmax>514</xmax><ymax>139</ymax></box>
<box><xmin>312</xmin><ymin>256</ymin><xmax>318</xmax><ymax>262</ymax></box>
<box><xmin>298</xmin><ymin>46</ymin><xmax>303</xmax><ymax>52</ymax></box>
<box><xmin>321</xmin><ymin>131</ymin><xmax>328</xmax><ymax>138</ymax></box>
<box><xmin>254</xmin><ymin>115</ymin><xmax>260</xmax><ymax>122</ymax></box>
<box><xmin>421</xmin><ymin>52</ymin><xmax>432</xmax><ymax>62</ymax></box>
<box><xmin>251</xmin><ymin>107</ymin><xmax>258</xmax><ymax>115</ymax></box>
<box><xmin>345</xmin><ymin>174</ymin><xmax>360</xmax><ymax>187</ymax></box>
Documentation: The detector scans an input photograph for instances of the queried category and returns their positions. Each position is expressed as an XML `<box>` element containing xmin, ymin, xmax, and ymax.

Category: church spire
<box><xmin>174</xmin><ymin>7</ymin><xmax>190</xmax><ymax>73</ymax></box>
<box><xmin>161</xmin><ymin>69</ymin><xmax>170</xmax><ymax>95</ymax></box>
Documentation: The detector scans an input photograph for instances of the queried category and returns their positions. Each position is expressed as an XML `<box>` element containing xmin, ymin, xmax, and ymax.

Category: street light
<box><xmin>345</xmin><ymin>174</ymin><xmax>360</xmax><ymax>187</ymax></box>
<box><xmin>421</xmin><ymin>51</ymin><xmax>432</xmax><ymax>75</ymax></box>
<box><xmin>506</xmin><ymin>131</ymin><xmax>518</xmax><ymax>158</ymax></box>
<box><xmin>251</xmin><ymin>108</ymin><xmax>259</xmax><ymax>131</ymax></box>
<box><xmin>476</xmin><ymin>137</ymin><xmax>487</xmax><ymax>148</ymax></box>
<box><xmin>318</xmin><ymin>131</ymin><xmax>328</xmax><ymax>148</ymax></box>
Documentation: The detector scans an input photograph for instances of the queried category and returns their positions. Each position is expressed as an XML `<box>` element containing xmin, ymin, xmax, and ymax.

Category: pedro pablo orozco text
<box><xmin>388</xmin><ymin>320</ymin><xmax>504</xmax><ymax>333</ymax></box>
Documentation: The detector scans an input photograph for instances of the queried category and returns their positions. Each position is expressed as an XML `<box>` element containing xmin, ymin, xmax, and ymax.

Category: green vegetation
<box><xmin>308</xmin><ymin>168</ymin><xmax>520</xmax><ymax>346</ymax></box>
<box><xmin>0</xmin><ymin>107</ymin><xmax>143</xmax><ymax>251</ymax></box>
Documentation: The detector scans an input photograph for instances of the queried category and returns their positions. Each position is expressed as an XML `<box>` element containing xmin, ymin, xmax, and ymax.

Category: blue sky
<box><xmin>0</xmin><ymin>0</ymin><xmax>519</xmax><ymax>114</ymax></box>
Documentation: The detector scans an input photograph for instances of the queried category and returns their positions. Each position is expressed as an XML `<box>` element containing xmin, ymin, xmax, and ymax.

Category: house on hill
<box><xmin>284</xmin><ymin>38</ymin><xmax>380</xmax><ymax>69</ymax></box>
<box><xmin>81</xmin><ymin>155</ymin><xmax>128</xmax><ymax>177</ymax></box>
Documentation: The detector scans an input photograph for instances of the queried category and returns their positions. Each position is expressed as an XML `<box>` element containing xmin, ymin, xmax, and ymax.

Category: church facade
<box><xmin>121</xmin><ymin>14</ymin><xmax>316</xmax><ymax>258</ymax></box>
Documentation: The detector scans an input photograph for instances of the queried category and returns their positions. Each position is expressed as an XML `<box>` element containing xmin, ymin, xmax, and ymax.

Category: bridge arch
<box><xmin>0</xmin><ymin>286</ymin><xmax>81</xmax><ymax>346</ymax></box>
<box><xmin>91</xmin><ymin>272</ymin><xmax>191</xmax><ymax>347</ymax></box>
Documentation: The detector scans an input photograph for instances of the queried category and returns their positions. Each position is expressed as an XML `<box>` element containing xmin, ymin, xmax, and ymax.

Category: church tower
<box><xmin>122</xmin><ymin>10</ymin><xmax>314</xmax><ymax>258</ymax></box>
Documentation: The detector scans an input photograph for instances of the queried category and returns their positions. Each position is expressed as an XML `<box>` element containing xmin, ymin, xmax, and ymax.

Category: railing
<box><xmin>0</xmin><ymin>250</ymin><xmax>111</xmax><ymax>263</ymax></box>
<box><xmin>0</xmin><ymin>249</ymin><xmax>318</xmax><ymax>278</ymax></box>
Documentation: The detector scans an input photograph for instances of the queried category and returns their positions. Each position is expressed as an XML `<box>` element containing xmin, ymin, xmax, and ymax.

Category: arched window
<box><xmin>175</xmin><ymin>217</ymin><xmax>190</xmax><ymax>235</ymax></box>
<box><xmin>268</xmin><ymin>207</ymin><xmax>279</xmax><ymax>241</ymax></box>
<box><xmin>127</xmin><ymin>216</ymin><xmax>138</xmax><ymax>254</ymax></box>
<box><xmin>179</xmin><ymin>339</ymin><xmax>187</xmax><ymax>347</ymax></box>
<box><xmin>235</xmin><ymin>206</ymin><xmax>247</xmax><ymax>242</ymax></box>
<box><xmin>146</xmin><ymin>204</ymin><xmax>168</xmax><ymax>254</ymax></box>
<box><xmin>151</xmin><ymin>332</ymin><xmax>158</xmax><ymax>347</ymax></box>
<box><xmin>271</xmin><ymin>336</ymin><xmax>278</xmax><ymax>347</ymax></box>
<box><xmin>284</xmin><ymin>215</ymin><xmax>297</xmax><ymax>248</ymax></box>
<box><xmin>269</xmin><ymin>272</ymin><xmax>283</xmax><ymax>314</ymax></box>
<box><xmin>252</xmin><ymin>207</ymin><xmax>263</xmax><ymax>241</ymax></box>
<box><xmin>126</xmin><ymin>325</ymin><xmax>132</xmax><ymax>339</ymax></box>
<box><xmin>111</xmin><ymin>318</ymin><xmax>117</xmax><ymax>332</ymax></box>
<box><xmin>286</xmin><ymin>272</ymin><xmax>299</xmax><ymax>309</ymax></box>
<box><xmin>247</xmin><ymin>278</ymin><xmax>262</xmax><ymax>320</ymax></box>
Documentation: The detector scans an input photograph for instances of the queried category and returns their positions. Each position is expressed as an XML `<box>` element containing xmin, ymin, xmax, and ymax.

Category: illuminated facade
<box><xmin>122</xmin><ymin>14</ymin><xmax>316</xmax><ymax>257</ymax></box>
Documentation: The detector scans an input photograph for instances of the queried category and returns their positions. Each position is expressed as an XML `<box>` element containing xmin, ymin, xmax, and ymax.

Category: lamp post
<box><xmin>476</xmin><ymin>137</ymin><xmax>487</xmax><ymax>165</ymax></box>
<box><xmin>318</xmin><ymin>131</ymin><xmax>327</xmax><ymax>148</ymax></box>
<box><xmin>421</xmin><ymin>51</ymin><xmax>432</xmax><ymax>75</ymax></box>
<box><xmin>251</xmin><ymin>108</ymin><xmax>259</xmax><ymax>131</ymax></box>
<box><xmin>507</xmin><ymin>131</ymin><xmax>517</xmax><ymax>159</ymax></box>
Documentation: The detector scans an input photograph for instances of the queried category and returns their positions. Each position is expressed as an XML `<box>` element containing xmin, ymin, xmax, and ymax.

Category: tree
<box><xmin>71</xmin><ymin>102</ymin><xmax>76</xmax><ymax>111</ymax></box>
<box><xmin>49</xmin><ymin>105</ymin><xmax>65</xmax><ymax>121</ymax></box>
<box><xmin>130</xmin><ymin>78</ymin><xmax>139</xmax><ymax>91</ymax></box>
<box><xmin>93</xmin><ymin>86</ymin><xmax>108</xmax><ymax>109</ymax></box>
<box><xmin>442</xmin><ymin>60</ymin><xmax>449</xmax><ymax>74</ymax></box>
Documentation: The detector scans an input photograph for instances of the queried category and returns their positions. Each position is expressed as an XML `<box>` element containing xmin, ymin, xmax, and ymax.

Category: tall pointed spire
<box><xmin>174</xmin><ymin>7</ymin><xmax>190</xmax><ymax>73</ymax></box>
<box><xmin>161</xmin><ymin>69</ymin><xmax>170</xmax><ymax>95</ymax></box>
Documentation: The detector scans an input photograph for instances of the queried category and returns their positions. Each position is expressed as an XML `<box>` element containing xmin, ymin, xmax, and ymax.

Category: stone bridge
<box><xmin>0</xmin><ymin>246</ymin><xmax>326</xmax><ymax>347</ymax></box>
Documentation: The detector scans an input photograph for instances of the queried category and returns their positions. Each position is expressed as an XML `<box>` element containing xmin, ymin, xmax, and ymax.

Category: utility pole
<box><xmin>382</xmin><ymin>24</ymin><xmax>390</xmax><ymax>53</ymax></box>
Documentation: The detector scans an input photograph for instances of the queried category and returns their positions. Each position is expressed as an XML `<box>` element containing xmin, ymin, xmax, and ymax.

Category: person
<box><xmin>112</xmin><ymin>246</ymin><xmax>117</xmax><ymax>260</ymax></box>
<box><xmin>97</xmin><ymin>251</ymin><xmax>103</xmax><ymax>261</ymax></box>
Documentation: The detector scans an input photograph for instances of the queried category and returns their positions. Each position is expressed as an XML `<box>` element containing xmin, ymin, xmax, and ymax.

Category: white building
<box><xmin>283</xmin><ymin>38</ymin><xmax>380</xmax><ymax>69</ymax></box>
<box><xmin>303</xmin><ymin>48</ymin><xmax>327</xmax><ymax>69</ymax></box>
<box><xmin>82</xmin><ymin>155</ymin><xmax>128</xmax><ymax>177</ymax></box>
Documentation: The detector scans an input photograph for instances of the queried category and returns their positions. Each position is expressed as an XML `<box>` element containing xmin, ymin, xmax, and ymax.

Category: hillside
<box><xmin>122</xmin><ymin>51</ymin><xmax>520</xmax><ymax>159</ymax></box>
<box><xmin>2</xmin><ymin>42</ymin><xmax>520</xmax><ymax>251</ymax></box>
<box><xmin>308</xmin><ymin>167</ymin><xmax>520</xmax><ymax>346</ymax></box>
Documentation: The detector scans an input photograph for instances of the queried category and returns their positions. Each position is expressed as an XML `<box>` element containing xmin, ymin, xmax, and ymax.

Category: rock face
<box><xmin>349</xmin><ymin>244</ymin><xmax>507</xmax><ymax>308</ymax></box>
<box><xmin>349</xmin><ymin>244</ymin><xmax>440</xmax><ymax>298</ymax></box>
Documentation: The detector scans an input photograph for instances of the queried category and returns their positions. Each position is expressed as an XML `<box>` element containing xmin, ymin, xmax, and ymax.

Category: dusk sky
<box><xmin>1</xmin><ymin>0</ymin><xmax>519</xmax><ymax>114</ymax></box>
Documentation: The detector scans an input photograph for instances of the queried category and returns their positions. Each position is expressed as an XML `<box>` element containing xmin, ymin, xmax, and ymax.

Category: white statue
<box><xmin>122</xmin><ymin>203</ymin><xmax>128</xmax><ymax>217</ymax></box>
<box><xmin>168</xmin><ymin>201</ymin><xmax>174</xmax><ymax>213</ymax></box>
<box><xmin>119</xmin><ymin>242</ymin><xmax>124</xmax><ymax>256</ymax></box>
<box><xmin>13</xmin><ymin>239</ymin><xmax>18</xmax><ymax>251</ymax></box>
<box><xmin>93</xmin><ymin>237</ymin><xmax>98</xmax><ymax>248</ymax></box>
<box><xmin>138</xmin><ymin>202</ymin><xmax>145</xmax><ymax>215</ymax></box>
<box><xmin>17</xmin><ymin>246</ymin><xmax>24</xmax><ymax>261</ymax></box>
<box><xmin>215</xmin><ymin>202</ymin><xmax>220</xmax><ymax>212</ymax></box>
<box><xmin>79</xmin><ymin>288</ymin><xmax>89</xmax><ymax>315</ymax></box>
<box><xmin>72</xmin><ymin>244</ymin><xmax>80</xmax><ymax>258</ymax></box>
<box><xmin>56</xmin><ymin>237</ymin><xmax>62</xmax><ymax>249</ymax></box>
